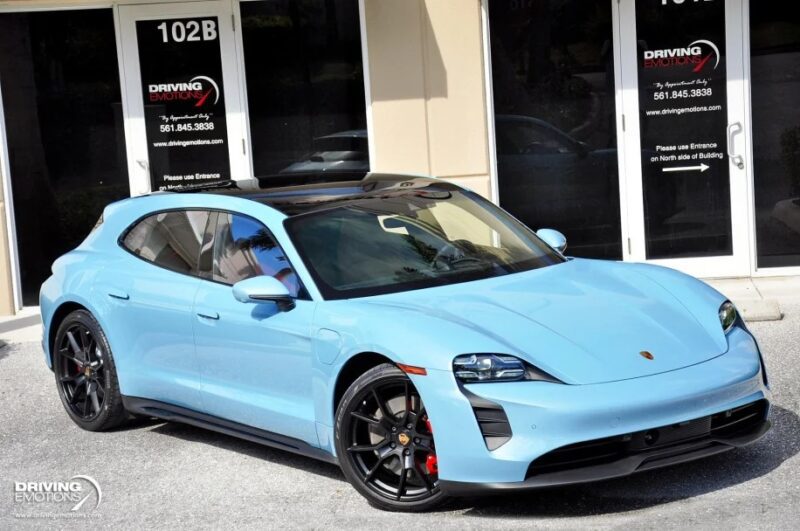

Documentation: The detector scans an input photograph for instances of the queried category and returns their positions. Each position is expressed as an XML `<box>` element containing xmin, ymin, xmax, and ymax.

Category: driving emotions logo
<box><xmin>148</xmin><ymin>75</ymin><xmax>220</xmax><ymax>107</ymax></box>
<box><xmin>14</xmin><ymin>475</ymin><xmax>102</xmax><ymax>513</ymax></box>
<box><xmin>643</xmin><ymin>39</ymin><xmax>720</xmax><ymax>73</ymax></box>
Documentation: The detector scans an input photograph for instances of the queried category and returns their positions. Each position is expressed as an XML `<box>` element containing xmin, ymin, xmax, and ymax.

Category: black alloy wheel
<box><xmin>53</xmin><ymin>310</ymin><xmax>128</xmax><ymax>431</ymax></box>
<box><xmin>335</xmin><ymin>363</ymin><xmax>446</xmax><ymax>512</ymax></box>
<box><xmin>58</xmin><ymin>322</ymin><xmax>105</xmax><ymax>420</ymax></box>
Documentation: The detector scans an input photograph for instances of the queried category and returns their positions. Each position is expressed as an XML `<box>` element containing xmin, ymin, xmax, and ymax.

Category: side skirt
<box><xmin>122</xmin><ymin>396</ymin><xmax>338</xmax><ymax>465</ymax></box>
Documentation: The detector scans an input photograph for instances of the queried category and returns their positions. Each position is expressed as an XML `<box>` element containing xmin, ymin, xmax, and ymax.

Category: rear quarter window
<box><xmin>121</xmin><ymin>210</ymin><xmax>210</xmax><ymax>275</ymax></box>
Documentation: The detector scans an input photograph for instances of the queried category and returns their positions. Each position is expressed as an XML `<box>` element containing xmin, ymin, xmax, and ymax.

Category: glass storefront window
<box><xmin>0</xmin><ymin>9</ymin><xmax>128</xmax><ymax>304</ymax></box>
<box><xmin>489</xmin><ymin>0</ymin><xmax>622</xmax><ymax>260</ymax></box>
<box><xmin>239</xmin><ymin>0</ymin><xmax>369</xmax><ymax>178</ymax></box>
<box><xmin>750</xmin><ymin>4</ymin><xmax>800</xmax><ymax>268</ymax></box>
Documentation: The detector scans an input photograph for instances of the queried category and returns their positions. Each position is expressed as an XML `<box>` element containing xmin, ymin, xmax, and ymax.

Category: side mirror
<box><xmin>536</xmin><ymin>228</ymin><xmax>567</xmax><ymax>254</ymax></box>
<box><xmin>232</xmin><ymin>276</ymin><xmax>295</xmax><ymax>311</ymax></box>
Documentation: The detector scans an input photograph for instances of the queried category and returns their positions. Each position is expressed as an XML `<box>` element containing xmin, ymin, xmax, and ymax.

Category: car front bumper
<box><xmin>410</xmin><ymin>326</ymin><xmax>771</xmax><ymax>492</ymax></box>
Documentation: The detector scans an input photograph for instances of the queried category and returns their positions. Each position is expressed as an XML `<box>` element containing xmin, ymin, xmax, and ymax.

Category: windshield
<box><xmin>285</xmin><ymin>183</ymin><xmax>565</xmax><ymax>299</ymax></box>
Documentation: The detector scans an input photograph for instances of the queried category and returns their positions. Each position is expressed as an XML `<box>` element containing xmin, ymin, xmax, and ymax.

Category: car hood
<box><xmin>358</xmin><ymin>259</ymin><xmax>728</xmax><ymax>385</ymax></box>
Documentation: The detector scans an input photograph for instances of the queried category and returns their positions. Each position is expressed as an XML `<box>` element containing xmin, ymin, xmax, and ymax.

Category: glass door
<box><xmin>617</xmin><ymin>0</ymin><xmax>752</xmax><ymax>277</ymax></box>
<box><xmin>118</xmin><ymin>1</ymin><xmax>250</xmax><ymax>195</ymax></box>
<box><xmin>749</xmin><ymin>3</ymin><xmax>800</xmax><ymax>272</ymax></box>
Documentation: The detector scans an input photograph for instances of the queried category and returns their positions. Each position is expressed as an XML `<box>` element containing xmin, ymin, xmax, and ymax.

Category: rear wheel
<box><xmin>53</xmin><ymin>310</ymin><xmax>128</xmax><ymax>431</ymax></box>
<box><xmin>335</xmin><ymin>363</ymin><xmax>446</xmax><ymax>512</ymax></box>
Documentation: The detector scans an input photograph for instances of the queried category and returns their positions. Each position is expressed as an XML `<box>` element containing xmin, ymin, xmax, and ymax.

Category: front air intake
<box><xmin>459</xmin><ymin>385</ymin><xmax>512</xmax><ymax>450</ymax></box>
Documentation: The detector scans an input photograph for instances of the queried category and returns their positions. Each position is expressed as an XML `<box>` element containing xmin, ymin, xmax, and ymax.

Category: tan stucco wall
<box><xmin>363</xmin><ymin>0</ymin><xmax>492</xmax><ymax>199</ymax></box>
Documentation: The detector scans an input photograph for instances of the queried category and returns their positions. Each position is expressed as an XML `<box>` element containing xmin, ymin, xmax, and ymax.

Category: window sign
<box><xmin>635</xmin><ymin>0</ymin><xmax>732</xmax><ymax>258</ymax></box>
<box><xmin>136</xmin><ymin>17</ymin><xmax>230</xmax><ymax>190</ymax></box>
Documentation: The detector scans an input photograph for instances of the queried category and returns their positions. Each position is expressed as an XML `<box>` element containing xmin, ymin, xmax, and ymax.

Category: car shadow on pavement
<box><xmin>456</xmin><ymin>404</ymin><xmax>800</xmax><ymax>518</ymax></box>
<box><xmin>143</xmin><ymin>420</ymin><xmax>345</xmax><ymax>481</ymax></box>
<box><xmin>116</xmin><ymin>404</ymin><xmax>798</xmax><ymax>516</ymax></box>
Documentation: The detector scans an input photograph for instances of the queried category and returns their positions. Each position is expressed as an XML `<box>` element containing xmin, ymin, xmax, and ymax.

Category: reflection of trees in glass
<box><xmin>58</xmin><ymin>185</ymin><xmax>130</xmax><ymax>251</ymax></box>
<box><xmin>490</xmin><ymin>0</ymin><xmax>614</xmax><ymax>146</ymax></box>
<box><xmin>780</xmin><ymin>126</ymin><xmax>800</xmax><ymax>201</ymax></box>
<box><xmin>402</xmin><ymin>235</ymin><xmax>438</xmax><ymax>262</ymax></box>
<box><xmin>240</xmin><ymin>228</ymin><xmax>278</xmax><ymax>252</ymax></box>
<box><xmin>392</xmin><ymin>235</ymin><xmax>437</xmax><ymax>283</ymax></box>
<box><xmin>236</xmin><ymin>228</ymin><xmax>287</xmax><ymax>279</ymax></box>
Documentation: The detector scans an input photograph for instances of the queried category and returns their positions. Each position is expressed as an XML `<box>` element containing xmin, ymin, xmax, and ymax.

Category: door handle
<box><xmin>197</xmin><ymin>311</ymin><xmax>220</xmax><ymax>320</ymax></box>
<box><xmin>727</xmin><ymin>122</ymin><xmax>745</xmax><ymax>170</ymax></box>
<box><xmin>107</xmin><ymin>289</ymin><xmax>130</xmax><ymax>301</ymax></box>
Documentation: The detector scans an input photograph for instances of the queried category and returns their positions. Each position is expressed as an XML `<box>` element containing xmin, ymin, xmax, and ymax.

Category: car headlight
<box><xmin>452</xmin><ymin>354</ymin><xmax>561</xmax><ymax>383</ymax></box>
<box><xmin>719</xmin><ymin>301</ymin><xmax>737</xmax><ymax>333</ymax></box>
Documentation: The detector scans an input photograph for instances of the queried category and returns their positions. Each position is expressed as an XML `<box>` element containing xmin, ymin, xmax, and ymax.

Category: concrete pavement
<box><xmin>705</xmin><ymin>276</ymin><xmax>800</xmax><ymax>321</ymax></box>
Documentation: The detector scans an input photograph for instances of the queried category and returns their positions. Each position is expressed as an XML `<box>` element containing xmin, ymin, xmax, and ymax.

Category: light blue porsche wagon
<box><xmin>40</xmin><ymin>173</ymin><xmax>770</xmax><ymax>511</ymax></box>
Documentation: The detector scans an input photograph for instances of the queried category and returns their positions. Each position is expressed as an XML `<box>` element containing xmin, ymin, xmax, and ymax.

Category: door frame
<box><xmin>116</xmin><ymin>0</ymin><xmax>251</xmax><ymax>196</ymax></box>
<box><xmin>0</xmin><ymin>78</ymin><xmax>22</xmax><ymax>311</ymax></box>
<box><xmin>615</xmin><ymin>0</ymin><xmax>753</xmax><ymax>279</ymax></box>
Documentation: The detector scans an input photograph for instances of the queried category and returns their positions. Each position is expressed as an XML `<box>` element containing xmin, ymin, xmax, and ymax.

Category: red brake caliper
<box><xmin>424</xmin><ymin>418</ymin><xmax>438</xmax><ymax>475</ymax></box>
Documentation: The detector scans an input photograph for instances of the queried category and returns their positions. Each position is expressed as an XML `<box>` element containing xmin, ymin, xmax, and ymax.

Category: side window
<box><xmin>122</xmin><ymin>210</ymin><xmax>210</xmax><ymax>275</ymax></box>
<box><xmin>212</xmin><ymin>212</ymin><xmax>300</xmax><ymax>297</ymax></box>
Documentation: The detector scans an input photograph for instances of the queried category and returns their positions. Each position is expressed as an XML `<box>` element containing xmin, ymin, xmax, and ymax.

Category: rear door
<box><xmin>113</xmin><ymin>209</ymin><xmax>210</xmax><ymax>409</ymax></box>
<box><xmin>192</xmin><ymin>211</ymin><xmax>318</xmax><ymax>445</ymax></box>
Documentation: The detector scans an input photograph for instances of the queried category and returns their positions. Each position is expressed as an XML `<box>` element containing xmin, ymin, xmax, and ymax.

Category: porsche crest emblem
<box><xmin>397</xmin><ymin>433</ymin><xmax>411</xmax><ymax>446</ymax></box>
<box><xmin>639</xmin><ymin>351</ymin><xmax>655</xmax><ymax>360</ymax></box>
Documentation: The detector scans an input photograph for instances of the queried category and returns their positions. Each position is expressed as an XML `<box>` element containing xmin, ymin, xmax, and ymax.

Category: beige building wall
<box><xmin>363</xmin><ymin>0</ymin><xmax>492</xmax><ymax>199</ymax></box>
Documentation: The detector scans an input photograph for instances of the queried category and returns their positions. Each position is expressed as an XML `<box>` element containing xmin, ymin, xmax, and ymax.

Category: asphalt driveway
<box><xmin>1</xmin><ymin>306</ymin><xmax>799</xmax><ymax>529</ymax></box>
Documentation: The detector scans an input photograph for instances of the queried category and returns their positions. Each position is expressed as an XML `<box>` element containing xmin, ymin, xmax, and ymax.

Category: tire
<box><xmin>53</xmin><ymin>309</ymin><xmax>128</xmax><ymax>431</ymax></box>
<box><xmin>334</xmin><ymin>363</ymin><xmax>447</xmax><ymax>512</ymax></box>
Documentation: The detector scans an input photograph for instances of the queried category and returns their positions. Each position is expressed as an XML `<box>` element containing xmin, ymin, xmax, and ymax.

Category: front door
<box><xmin>117</xmin><ymin>1</ymin><xmax>249</xmax><ymax>195</ymax></box>
<box><xmin>617</xmin><ymin>0</ymin><xmax>752</xmax><ymax>277</ymax></box>
<box><xmin>192</xmin><ymin>210</ymin><xmax>318</xmax><ymax>445</ymax></box>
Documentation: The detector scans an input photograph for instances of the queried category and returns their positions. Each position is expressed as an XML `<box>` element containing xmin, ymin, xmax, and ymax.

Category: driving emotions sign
<box><xmin>636</xmin><ymin>0</ymin><xmax>729</xmax><ymax>194</ymax></box>
<box><xmin>137</xmin><ymin>17</ymin><xmax>231</xmax><ymax>191</ymax></box>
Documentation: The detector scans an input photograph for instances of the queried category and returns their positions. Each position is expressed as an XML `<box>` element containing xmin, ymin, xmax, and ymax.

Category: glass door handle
<box><xmin>727</xmin><ymin>122</ymin><xmax>745</xmax><ymax>170</ymax></box>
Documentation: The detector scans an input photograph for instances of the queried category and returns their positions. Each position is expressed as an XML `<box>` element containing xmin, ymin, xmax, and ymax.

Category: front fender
<box><xmin>310</xmin><ymin>300</ymin><xmax>504</xmax><ymax>453</ymax></box>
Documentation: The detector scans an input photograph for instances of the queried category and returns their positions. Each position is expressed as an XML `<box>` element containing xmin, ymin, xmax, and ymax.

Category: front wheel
<box><xmin>334</xmin><ymin>363</ymin><xmax>446</xmax><ymax>512</ymax></box>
